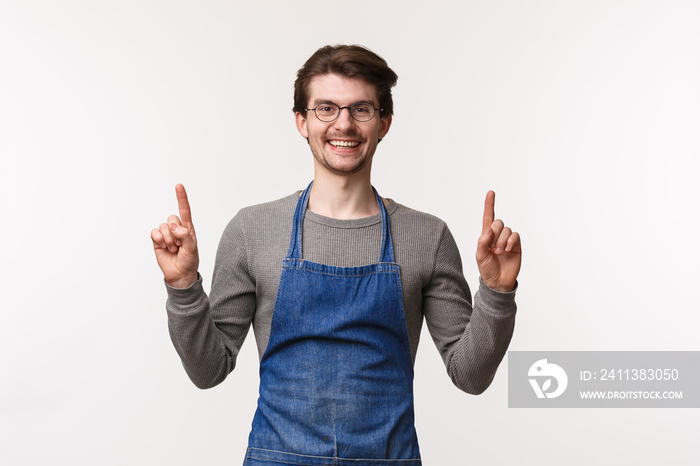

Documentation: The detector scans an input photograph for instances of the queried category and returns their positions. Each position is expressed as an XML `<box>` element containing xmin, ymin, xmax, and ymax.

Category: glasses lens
<box><xmin>351</xmin><ymin>103</ymin><xmax>375</xmax><ymax>122</ymax></box>
<box><xmin>315</xmin><ymin>104</ymin><xmax>339</xmax><ymax>122</ymax></box>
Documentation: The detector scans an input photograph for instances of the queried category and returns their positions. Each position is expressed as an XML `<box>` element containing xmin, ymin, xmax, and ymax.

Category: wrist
<box><xmin>481</xmin><ymin>278</ymin><xmax>516</xmax><ymax>293</ymax></box>
<box><xmin>166</xmin><ymin>274</ymin><xmax>198</xmax><ymax>289</ymax></box>
<box><xmin>489</xmin><ymin>285</ymin><xmax>513</xmax><ymax>293</ymax></box>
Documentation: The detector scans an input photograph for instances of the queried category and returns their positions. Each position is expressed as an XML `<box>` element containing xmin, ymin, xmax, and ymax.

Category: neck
<box><xmin>307</xmin><ymin>172</ymin><xmax>379</xmax><ymax>220</ymax></box>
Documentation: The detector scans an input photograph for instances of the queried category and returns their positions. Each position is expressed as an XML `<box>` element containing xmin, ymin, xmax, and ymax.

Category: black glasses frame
<box><xmin>305</xmin><ymin>102</ymin><xmax>383</xmax><ymax>122</ymax></box>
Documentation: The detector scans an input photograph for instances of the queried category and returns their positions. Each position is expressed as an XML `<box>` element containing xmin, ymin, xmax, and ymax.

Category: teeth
<box><xmin>329</xmin><ymin>140</ymin><xmax>360</xmax><ymax>148</ymax></box>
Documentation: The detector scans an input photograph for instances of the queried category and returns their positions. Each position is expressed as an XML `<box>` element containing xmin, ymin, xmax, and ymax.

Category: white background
<box><xmin>1</xmin><ymin>1</ymin><xmax>699</xmax><ymax>464</ymax></box>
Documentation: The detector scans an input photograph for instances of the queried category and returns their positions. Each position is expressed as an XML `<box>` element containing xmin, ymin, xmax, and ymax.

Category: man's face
<box><xmin>295</xmin><ymin>74</ymin><xmax>391</xmax><ymax>177</ymax></box>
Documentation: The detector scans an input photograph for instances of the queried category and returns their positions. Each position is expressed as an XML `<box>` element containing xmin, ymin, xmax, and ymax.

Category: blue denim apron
<box><xmin>244</xmin><ymin>183</ymin><xmax>421</xmax><ymax>466</ymax></box>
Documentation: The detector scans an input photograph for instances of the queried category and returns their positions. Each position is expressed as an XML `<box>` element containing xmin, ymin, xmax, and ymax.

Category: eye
<box><xmin>353</xmin><ymin>104</ymin><xmax>372</xmax><ymax>114</ymax></box>
<box><xmin>316</xmin><ymin>104</ymin><xmax>338</xmax><ymax>115</ymax></box>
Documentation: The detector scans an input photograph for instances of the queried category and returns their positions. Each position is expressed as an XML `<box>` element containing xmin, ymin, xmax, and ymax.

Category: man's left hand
<box><xmin>476</xmin><ymin>190</ymin><xmax>521</xmax><ymax>292</ymax></box>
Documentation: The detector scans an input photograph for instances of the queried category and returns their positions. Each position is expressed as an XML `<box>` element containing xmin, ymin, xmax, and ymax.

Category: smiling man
<box><xmin>151</xmin><ymin>45</ymin><xmax>521</xmax><ymax>466</ymax></box>
<box><xmin>298</xmin><ymin>75</ymin><xmax>389</xmax><ymax>178</ymax></box>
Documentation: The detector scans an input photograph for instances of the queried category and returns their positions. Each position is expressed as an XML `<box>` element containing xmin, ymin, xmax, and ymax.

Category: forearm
<box><xmin>166</xmin><ymin>275</ymin><xmax>236</xmax><ymax>389</ymax></box>
<box><xmin>446</xmin><ymin>279</ymin><xmax>516</xmax><ymax>394</ymax></box>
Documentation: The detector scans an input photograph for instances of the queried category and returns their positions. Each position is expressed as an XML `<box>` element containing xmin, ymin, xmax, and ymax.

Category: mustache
<box><xmin>323</xmin><ymin>132</ymin><xmax>364</xmax><ymax>141</ymax></box>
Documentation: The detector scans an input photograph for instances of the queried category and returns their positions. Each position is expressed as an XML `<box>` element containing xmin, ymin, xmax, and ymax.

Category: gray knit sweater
<box><xmin>166</xmin><ymin>191</ymin><xmax>517</xmax><ymax>394</ymax></box>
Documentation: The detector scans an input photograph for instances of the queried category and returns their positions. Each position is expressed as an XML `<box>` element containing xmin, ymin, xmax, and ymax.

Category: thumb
<box><xmin>476</xmin><ymin>227</ymin><xmax>492</xmax><ymax>261</ymax></box>
<box><xmin>170</xmin><ymin>223</ymin><xmax>196</xmax><ymax>248</ymax></box>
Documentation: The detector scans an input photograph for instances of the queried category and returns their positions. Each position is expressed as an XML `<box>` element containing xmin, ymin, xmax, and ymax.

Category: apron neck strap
<box><xmin>287</xmin><ymin>181</ymin><xmax>395</xmax><ymax>263</ymax></box>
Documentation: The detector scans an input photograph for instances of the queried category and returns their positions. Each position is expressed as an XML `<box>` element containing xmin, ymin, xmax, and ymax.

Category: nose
<box><xmin>332</xmin><ymin>107</ymin><xmax>355</xmax><ymax>131</ymax></box>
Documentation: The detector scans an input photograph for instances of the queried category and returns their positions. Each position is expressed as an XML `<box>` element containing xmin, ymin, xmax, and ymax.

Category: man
<box><xmin>151</xmin><ymin>45</ymin><xmax>520</xmax><ymax>465</ymax></box>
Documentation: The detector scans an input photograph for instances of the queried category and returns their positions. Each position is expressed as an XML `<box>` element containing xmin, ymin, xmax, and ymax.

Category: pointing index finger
<box><xmin>482</xmin><ymin>190</ymin><xmax>495</xmax><ymax>231</ymax></box>
<box><xmin>175</xmin><ymin>184</ymin><xmax>193</xmax><ymax>226</ymax></box>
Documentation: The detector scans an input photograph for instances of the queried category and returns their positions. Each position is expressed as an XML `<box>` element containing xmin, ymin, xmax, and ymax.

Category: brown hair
<box><xmin>293</xmin><ymin>45</ymin><xmax>398</xmax><ymax>117</ymax></box>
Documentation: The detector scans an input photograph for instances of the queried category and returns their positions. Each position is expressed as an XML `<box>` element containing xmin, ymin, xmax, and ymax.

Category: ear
<box><xmin>295</xmin><ymin>111</ymin><xmax>309</xmax><ymax>139</ymax></box>
<box><xmin>378</xmin><ymin>114</ymin><xmax>392</xmax><ymax>140</ymax></box>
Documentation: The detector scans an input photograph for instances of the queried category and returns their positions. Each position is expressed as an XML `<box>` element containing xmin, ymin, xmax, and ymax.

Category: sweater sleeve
<box><xmin>422</xmin><ymin>225</ymin><xmax>516</xmax><ymax>395</ymax></box>
<box><xmin>165</xmin><ymin>214</ymin><xmax>256</xmax><ymax>389</ymax></box>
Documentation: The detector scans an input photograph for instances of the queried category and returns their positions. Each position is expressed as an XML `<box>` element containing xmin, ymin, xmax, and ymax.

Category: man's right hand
<box><xmin>151</xmin><ymin>184</ymin><xmax>200</xmax><ymax>288</ymax></box>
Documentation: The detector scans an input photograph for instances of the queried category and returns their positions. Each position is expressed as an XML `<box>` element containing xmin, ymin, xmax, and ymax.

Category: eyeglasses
<box><xmin>305</xmin><ymin>102</ymin><xmax>382</xmax><ymax>122</ymax></box>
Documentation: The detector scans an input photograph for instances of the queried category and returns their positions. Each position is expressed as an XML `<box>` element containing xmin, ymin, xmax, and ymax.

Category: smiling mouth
<box><xmin>328</xmin><ymin>140</ymin><xmax>360</xmax><ymax>148</ymax></box>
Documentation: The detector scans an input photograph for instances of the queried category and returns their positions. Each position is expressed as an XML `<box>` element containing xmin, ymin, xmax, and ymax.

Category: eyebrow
<box><xmin>312</xmin><ymin>99</ymin><xmax>376</xmax><ymax>107</ymax></box>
